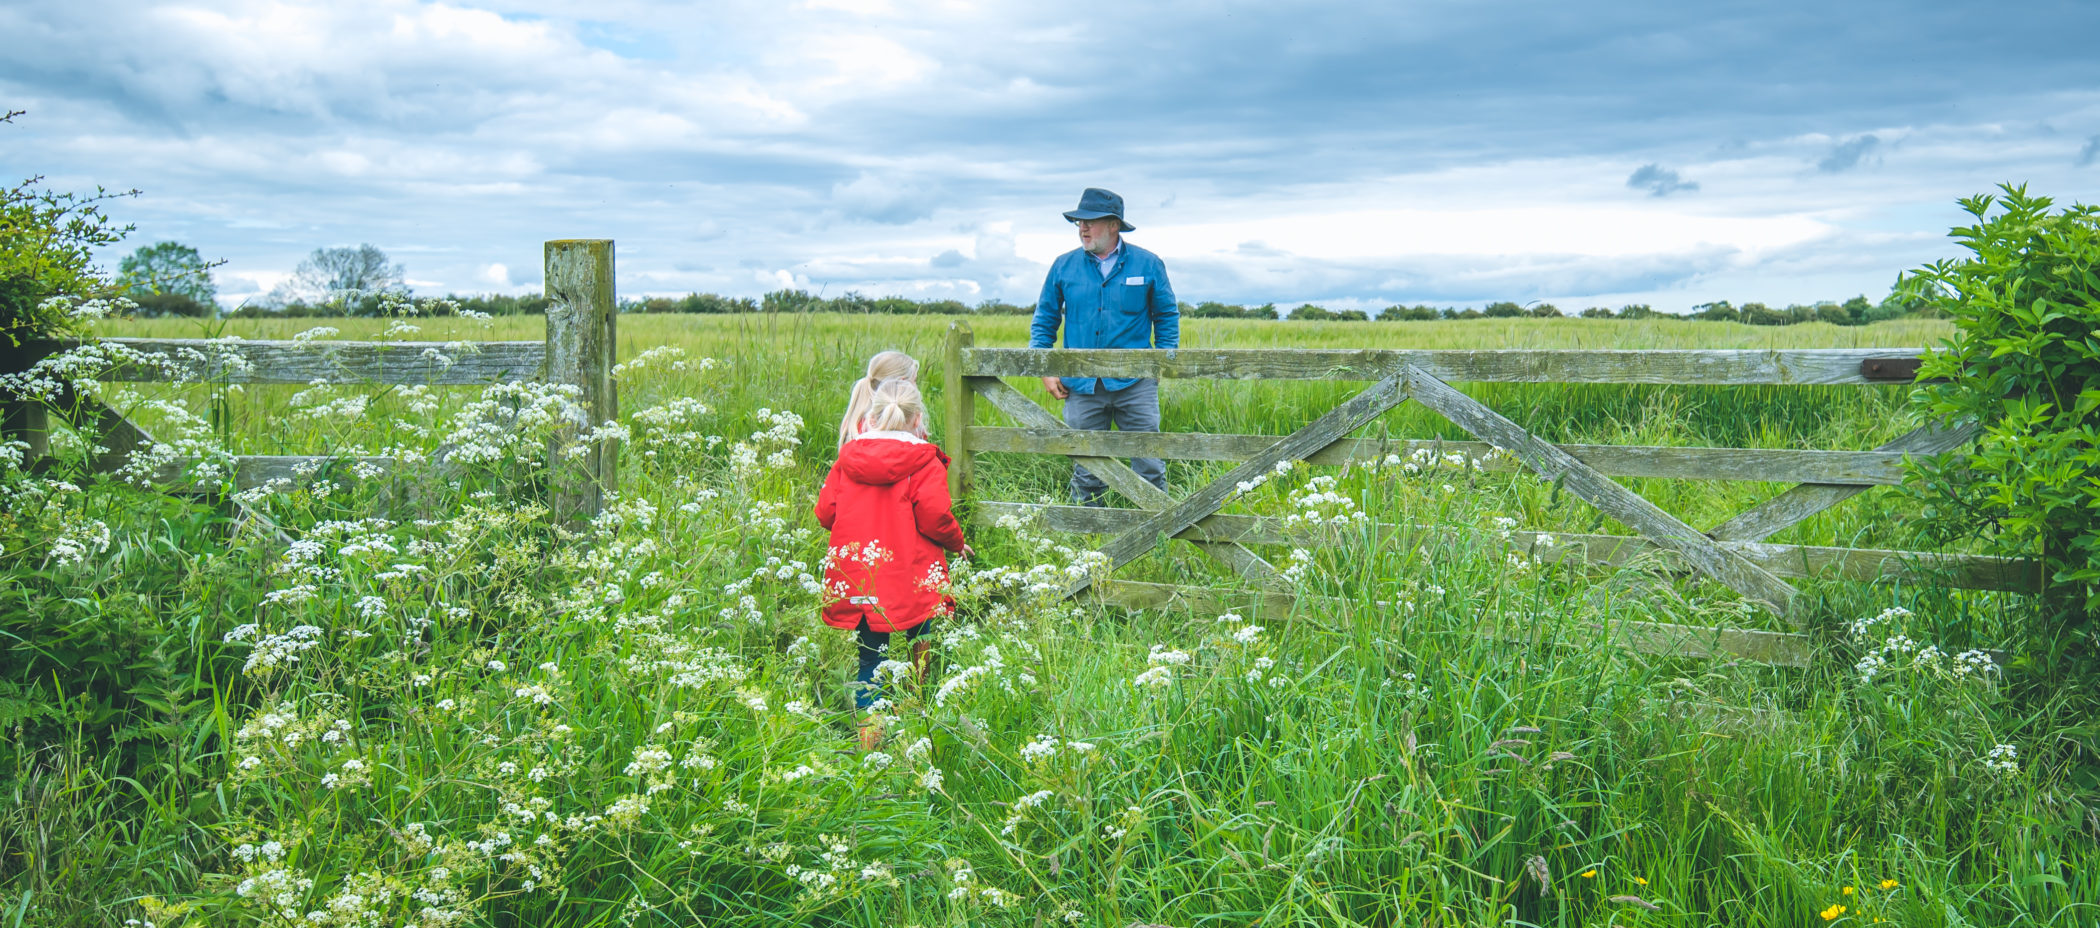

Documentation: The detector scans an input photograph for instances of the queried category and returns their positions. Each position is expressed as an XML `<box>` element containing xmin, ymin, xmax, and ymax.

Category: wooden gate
<box><xmin>939</xmin><ymin>323</ymin><xmax>2038</xmax><ymax>666</ymax></box>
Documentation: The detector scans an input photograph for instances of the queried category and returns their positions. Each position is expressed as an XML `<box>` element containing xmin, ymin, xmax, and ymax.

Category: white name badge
<box><xmin>1125</xmin><ymin>276</ymin><xmax>1145</xmax><ymax>285</ymax></box>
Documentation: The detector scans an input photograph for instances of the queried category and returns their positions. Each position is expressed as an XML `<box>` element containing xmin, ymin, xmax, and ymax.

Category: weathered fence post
<box><xmin>544</xmin><ymin>239</ymin><xmax>618</xmax><ymax>522</ymax></box>
<box><xmin>0</xmin><ymin>401</ymin><xmax>48</xmax><ymax>461</ymax></box>
<box><xmin>943</xmin><ymin>321</ymin><xmax>975</xmax><ymax>500</ymax></box>
<box><xmin>0</xmin><ymin>344</ymin><xmax>50</xmax><ymax>461</ymax></box>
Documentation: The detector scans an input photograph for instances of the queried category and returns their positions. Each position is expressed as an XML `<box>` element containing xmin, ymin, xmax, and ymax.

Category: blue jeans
<box><xmin>1063</xmin><ymin>378</ymin><xmax>1166</xmax><ymax>506</ymax></box>
<box><xmin>854</xmin><ymin>619</ymin><xmax>932</xmax><ymax>710</ymax></box>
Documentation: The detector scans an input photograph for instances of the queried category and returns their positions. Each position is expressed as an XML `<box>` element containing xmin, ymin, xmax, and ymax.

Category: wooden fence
<box><xmin>939</xmin><ymin>322</ymin><xmax>2039</xmax><ymax>667</ymax></box>
<box><xmin>1</xmin><ymin>239</ymin><xmax>619</xmax><ymax>523</ymax></box>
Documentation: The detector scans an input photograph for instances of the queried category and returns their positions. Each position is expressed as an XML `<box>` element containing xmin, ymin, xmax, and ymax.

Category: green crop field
<box><xmin>4</xmin><ymin>311</ymin><xmax>2090</xmax><ymax>927</ymax></box>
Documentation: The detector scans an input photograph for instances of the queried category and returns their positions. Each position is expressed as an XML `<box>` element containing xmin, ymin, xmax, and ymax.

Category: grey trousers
<box><xmin>1063</xmin><ymin>378</ymin><xmax>1166</xmax><ymax>505</ymax></box>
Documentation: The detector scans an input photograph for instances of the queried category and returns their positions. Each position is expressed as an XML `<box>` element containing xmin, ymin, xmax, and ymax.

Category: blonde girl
<box><xmin>837</xmin><ymin>350</ymin><xmax>922</xmax><ymax>448</ymax></box>
<box><xmin>814</xmin><ymin>379</ymin><xmax>969</xmax><ymax>750</ymax></box>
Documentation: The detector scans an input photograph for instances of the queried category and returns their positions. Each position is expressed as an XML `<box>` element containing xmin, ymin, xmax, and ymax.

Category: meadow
<box><xmin>2</xmin><ymin>311</ymin><xmax>2091</xmax><ymax>927</ymax></box>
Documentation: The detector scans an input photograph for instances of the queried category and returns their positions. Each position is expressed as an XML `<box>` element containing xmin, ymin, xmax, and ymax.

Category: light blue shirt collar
<box><xmin>1092</xmin><ymin>241</ymin><xmax>1122</xmax><ymax>279</ymax></box>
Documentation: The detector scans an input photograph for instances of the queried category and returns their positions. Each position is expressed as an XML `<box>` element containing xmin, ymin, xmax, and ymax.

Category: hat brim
<box><xmin>1063</xmin><ymin>209</ymin><xmax>1135</xmax><ymax>232</ymax></box>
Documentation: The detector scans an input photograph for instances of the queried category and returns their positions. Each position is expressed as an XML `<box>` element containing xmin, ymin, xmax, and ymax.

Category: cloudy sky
<box><xmin>4</xmin><ymin>0</ymin><xmax>2098</xmax><ymax>313</ymax></box>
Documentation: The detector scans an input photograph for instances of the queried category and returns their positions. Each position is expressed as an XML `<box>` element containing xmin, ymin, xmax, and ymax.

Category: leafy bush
<box><xmin>1906</xmin><ymin>184</ymin><xmax>2100</xmax><ymax>630</ymax></box>
<box><xmin>0</xmin><ymin>111</ymin><xmax>135</xmax><ymax>344</ymax></box>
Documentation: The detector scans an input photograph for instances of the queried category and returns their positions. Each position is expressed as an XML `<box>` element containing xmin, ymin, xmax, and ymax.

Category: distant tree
<box><xmin>1692</xmin><ymin>301</ymin><xmax>1738</xmax><ymax>322</ymax></box>
<box><xmin>1812</xmin><ymin>303</ymin><xmax>1854</xmax><ymax>325</ymax></box>
<box><xmin>1617</xmin><ymin>304</ymin><xmax>1656</xmax><ymax>319</ymax></box>
<box><xmin>267</xmin><ymin>244</ymin><xmax>404</xmax><ymax>309</ymax></box>
<box><xmin>1580</xmin><ymin>306</ymin><xmax>1615</xmax><ymax>319</ymax></box>
<box><xmin>1740</xmin><ymin>302</ymin><xmax>1791</xmax><ymax>326</ymax></box>
<box><xmin>1290</xmin><ymin>304</ymin><xmax>1339</xmax><ymax>321</ymax></box>
<box><xmin>762</xmin><ymin>289</ymin><xmax>821</xmax><ymax>313</ymax></box>
<box><xmin>1482</xmin><ymin>301</ymin><xmax>1525</xmax><ymax>318</ymax></box>
<box><xmin>1333</xmin><ymin>308</ymin><xmax>1369</xmax><ymax>321</ymax></box>
<box><xmin>975</xmin><ymin>299</ymin><xmax>1029</xmax><ymax>315</ymax></box>
<box><xmin>128</xmin><ymin>292</ymin><xmax>214</xmax><ymax>318</ymax></box>
<box><xmin>1841</xmin><ymin>295</ymin><xmax>1873</xmax><ymax>324</ymax></box>
<box><xmin>1528</xmin><ymin>303</ymin><xmax>1563</xmax><ymax>318</ymax></box>
<box><xmin>117</xmin><ymin>241</ymin><xmax>216</xmax><ymax>305</ymax></box>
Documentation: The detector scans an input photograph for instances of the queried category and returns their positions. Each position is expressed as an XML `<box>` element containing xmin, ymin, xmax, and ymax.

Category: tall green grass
<box><xmin>0</xmin><ymin>312</ymin><xmax>2082</xmax><ymax>927</ymax></box>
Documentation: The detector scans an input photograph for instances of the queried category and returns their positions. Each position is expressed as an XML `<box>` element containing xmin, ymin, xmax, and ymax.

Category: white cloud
<box><xmin>5</xmin><ymin>0</ymin><xmax>2098</xmax><ymax>311</ymax></box>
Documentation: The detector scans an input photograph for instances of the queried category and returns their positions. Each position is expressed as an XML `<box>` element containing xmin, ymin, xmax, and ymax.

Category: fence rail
<box><xmin>942</xmin><ymin>323</ymin><xmax>2030</xmax><ymax>667</ymax></box>
<box><xmin>2</xmin><ymin>239</ymin><xmax>619</xmax><ymax>524</ymax></box>
<box><xmin>14</xmin><ymin>338</ymin><xmax>548</xmax><ymax>385</ymax></box>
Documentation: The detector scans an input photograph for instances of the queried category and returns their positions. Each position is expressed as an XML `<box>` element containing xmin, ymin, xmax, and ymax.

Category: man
<box><xmin>1029</xmin><ymin>187</ymin><xmax>1179</xmax><ymax>505</ymax></box>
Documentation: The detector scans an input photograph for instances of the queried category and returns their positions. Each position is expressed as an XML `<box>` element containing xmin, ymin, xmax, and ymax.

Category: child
<box><xmin>836</xmin><ymin>350</ymin><xmax>923</xmax><ymax>449</ymax></box>
<box><xmin>813</xmin><ymin>379</ymin><xmax>968</xmax><ymax>750</ymax></box>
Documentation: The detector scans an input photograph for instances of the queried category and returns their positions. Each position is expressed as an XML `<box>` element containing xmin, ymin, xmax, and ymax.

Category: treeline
<box><xmin>1276</xmin><ymin>294</ymin><xmax>1926</xmax><ymax>326</ymax></box>
<box><xmin>219</xmin><ymin>288</ymin><xmax>1930</xmax><ymax>326</ymax></box>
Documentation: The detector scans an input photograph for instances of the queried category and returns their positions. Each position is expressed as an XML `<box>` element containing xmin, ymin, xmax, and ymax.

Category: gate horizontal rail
<box><xmin>966</xmin><ymin>346</ymin><xmax>1914</xmax><ymax>385</ymax></box>
<box><xmin>976</xmin><ymin>501</ymin><xmax>2042</xmax><ymax>594</ymax></box>
<box><xmin>966</xmin><ymin>426</ymin><xmax>1919</xmax><ymax>486</ymax></box>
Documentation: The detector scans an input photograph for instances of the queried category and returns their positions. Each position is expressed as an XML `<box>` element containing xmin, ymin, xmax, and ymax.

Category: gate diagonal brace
<box><xmin>1706</xmin><ymin>419</ymin><xmax>1978</xmax><ymax>543</ymax></box>
<box><xmin>1069</xmin><ymin>371</ymin><xmax>1413</xmax><ymax>599</ymax></box>
<box><xmin>1402</xmin><ymin>364</ymin><xmax>1800</xmax><ymax>621</ymax></box>
<box><xmin>964</xmin><ymin>376</ymin><xmax>1282</xmax><ymax>586</ymax></box>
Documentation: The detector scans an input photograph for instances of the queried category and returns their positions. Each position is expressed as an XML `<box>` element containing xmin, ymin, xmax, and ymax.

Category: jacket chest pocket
<box><xmin>1105</xmin><ymin>276</ymin><xmax>1148</xmax><ymax>316</ymax></box>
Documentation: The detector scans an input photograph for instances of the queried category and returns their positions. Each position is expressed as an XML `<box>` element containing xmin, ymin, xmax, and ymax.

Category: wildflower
<box><xmin>1842</xmin><ymin>886</ymin><xmax>1854</xmax><ymax>896</ymax></box>
<box><xmin>1132</xmin><ymin>666</ymin><xmax>1173</xmax><ymax>689</ymax></box>
<box><xmin>1632</xmin><ymin>876</ymin><xmax>1647</xmax><ymax>886</ymax></box>
<box><xmin>1579</xmin><ymin>869</ymin><xmax>1597</xmax><ymax>878</ymax></box>
<box><xmin>1820</xmin><ymin>903</ymin><xmax>1847</xmax><ymax>920</ymax></box>
<box><xmin>1878</xmin><ymin>879</ymin><xmax>1899</xmax><ymax>890</ymax></box>
<box><xmin>1982</xmin><ymin>743</ymin><xmax>2019</xmax><ymax>774</ymax></box>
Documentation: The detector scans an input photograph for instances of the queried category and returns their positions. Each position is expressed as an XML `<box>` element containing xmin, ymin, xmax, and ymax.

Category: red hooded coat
<box><xmin>813</xmin><ymin>434</ymin><xmax>967</xmax><ymax>633</ymax></box>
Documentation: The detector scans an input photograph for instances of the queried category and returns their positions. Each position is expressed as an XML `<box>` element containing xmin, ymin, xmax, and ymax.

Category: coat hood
<box><xmin>834</xmin><ymin>437</ymin><xmax>945</xmax><ymax>486</ymax></box>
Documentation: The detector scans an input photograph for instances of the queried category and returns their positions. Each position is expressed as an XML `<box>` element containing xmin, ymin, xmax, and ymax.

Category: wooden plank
<box><xmin>966</xmin><ymin>426</ymin><xmax>1914</xmax><ymax>486</ymax></box>
<box><xmin>1086</xmin><ymin>579</ymin><xmax>1305</xmax><ymax>620</ymax></box>
<box><xmin>1707</xmin><ymin>420</ymin><xmax>1979</xmax><ymax>542</ymax></box>
<box><xmin>544</xmin><ymin>239</ymin><xmax>618</xmax><ymax>522</ymax></box>
<box><xmin>20</xmin><ymin>338</ymin><xmax>546</xmax><ymax>385</ymax></box>
<box><xmin>79</xmin><ymin>396</ymin><xmax>156</xmax><ymax>471</ymax></box>
<box><xmin>964</xmin><ymin>347</ymin><xmax>1922</xmax><ymax>386</ymax></box>
<box><xmin>1599</xmin><ymin>618</ymin><xmax>1812</xmax><ymax>667</ymax></box>
<box><xmin>1086</xmin><ymin>579</ymin><xmax>1811</xmax><ymax>667</ymax></box>
<box><xmin>1403</xmin><ymin>365</ymin><xmax>1800</xmax><ymax>618</ymax></box>
<box><xmin>977</xmin><ymin>502</ymin><xmax>2042</xmax><ymax>593</ymax></box>
<box><xmin>967</xmin><ymin>376</ymin><xmax>1281</xmax><ymax>585</ymax></box>
<box><xmin>2</xmin><ymin>401</ymin><xmax>49</xmax><ymax>459</ymax></box>
<box><xmin>1073</xmin><ymin>372</ymin><xmax>1410</xmax><ymax>598</ymax></box>
<box><xmin>942</xmin><ymin>322</ymin><xmax>975</xmax><ymax>500</ymax></box>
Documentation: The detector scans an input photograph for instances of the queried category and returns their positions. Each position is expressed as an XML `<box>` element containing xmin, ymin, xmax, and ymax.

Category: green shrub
<box><xmin>1905</xmin><ymin>184</ymin><xmax>2100</xmax><ymax>630</ymax></box>
<box><xmin>0</xmin><ymin>112</ymin><xmax>135</xmax><ymax>343</ymax></box>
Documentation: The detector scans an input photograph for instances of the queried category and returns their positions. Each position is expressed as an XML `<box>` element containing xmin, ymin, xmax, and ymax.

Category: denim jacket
<box><xmin>1029</xmin><ymin>241</ymin><xmax>1180</xmax><ymax>395</ymax></box>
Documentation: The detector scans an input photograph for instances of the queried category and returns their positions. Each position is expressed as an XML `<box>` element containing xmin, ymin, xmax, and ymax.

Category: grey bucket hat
<box><xmin>1062</xmin><ymin>187</ymin><xmax>1135</xmax><ymax>232</ymax></box>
